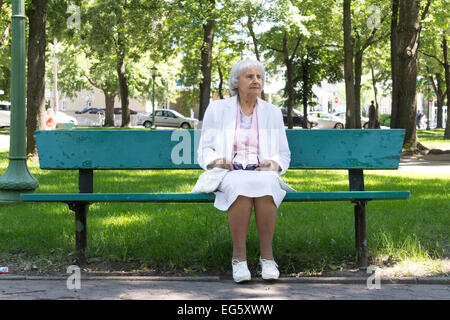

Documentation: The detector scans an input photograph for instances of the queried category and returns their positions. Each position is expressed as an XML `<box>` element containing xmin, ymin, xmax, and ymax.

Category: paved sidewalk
<box><xmin>0</xmin><ymin>276</ymin><xmax>448</xmax><ymax>300</ymax></box>
<box><xmin>399</xmin><ymin>153</ymin><xmax>450</xmax><ymax>173</ymax></box>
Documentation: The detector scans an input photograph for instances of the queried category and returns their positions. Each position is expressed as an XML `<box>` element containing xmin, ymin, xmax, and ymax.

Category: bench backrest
<box><xmin>35</xmin><ymin>129</ymin><xmax>405</xmax><ymax>170</ymax></box>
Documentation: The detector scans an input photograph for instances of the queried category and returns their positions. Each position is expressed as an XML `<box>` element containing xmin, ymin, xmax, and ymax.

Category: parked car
<box><xmin>89</xmin><ymin>108</ymin><xmax>105</xmax><ymax>114</ymax></box>
<box><xmin>55</xmin><ymin>111</ymin><xmax>78</xmax><ymax>126</ymax></box>
<box><xmin>75</xmin><ymin>106</ymin><xmax>95</xmax><ymax>114</ymax></box>
<box><xmin>308</xmin><ymin>111</ymin><xmax>345</xmax><ymax>129</ymax></box>
<box><xmin>0</xmin><ymin>104</ymin><xmax>77</xmax><ymax>128</ymax></box>
<box><xmin>333</xmin><ymin>111</ymin><xmax>369</xmax><ymax>129</ymax></box>
<box><xmin>0</xmin><ymin>102</ymin><xmax>11</xmax><ymax>127</ymax></box>
<box><xmin>137</xmin><ymin>109</ymin><xmax>198</xmax><ymax>129</ymax></box>
<box><xmin>114</xmin><ymin>107</ymin><xmax>137</xmax><ymax>115</ymax></box>
<box><xmin>280</xmin><ymin>107</ymin><xmax>318</xmax><ymax>128</ymax></box>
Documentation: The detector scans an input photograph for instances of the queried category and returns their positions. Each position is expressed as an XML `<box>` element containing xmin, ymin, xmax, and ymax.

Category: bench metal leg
<box><xmin>71</xmin><ymin>169</ymin><xmax>93</xmax><ymax>264</ymax></box>
<box><xmin>69</xmin><ymin>202</ymin><xmax>89</xmax><ymax>265</ymax></box>
<box><xmin>354</xmin><ymin>201</ymin><xmax>368</xmax><ymax>268</ymax></box>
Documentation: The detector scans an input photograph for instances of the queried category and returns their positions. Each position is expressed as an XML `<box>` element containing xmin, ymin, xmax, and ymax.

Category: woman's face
<box><xmin>236</xmin><ymin>67</ymin><xmax>263</xmax><ymax>97</ymax></box>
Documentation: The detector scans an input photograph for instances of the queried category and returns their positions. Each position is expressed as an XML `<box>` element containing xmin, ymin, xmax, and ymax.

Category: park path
<box><xmin>0</xmin><ymin>277</ymin><xmax>448</xmax><ymax>300</ymax></box>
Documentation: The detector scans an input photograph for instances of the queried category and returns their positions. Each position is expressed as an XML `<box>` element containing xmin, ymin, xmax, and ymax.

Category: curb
<box><xmin>0</xmin><ymin>275</ymin><xmax>448</xmax><ymax>284</ymax></box>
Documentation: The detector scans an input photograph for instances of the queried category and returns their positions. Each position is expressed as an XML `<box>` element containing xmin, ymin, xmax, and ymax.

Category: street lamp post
<box><xmin>151</xmin><ymin>66</ymin><xmax>157</xmax><ymax>130</ymax></box>
<box><xmin>0</xmin><ymin>0</ymin><xmax>39</xmax><ymax>203</ymax></box>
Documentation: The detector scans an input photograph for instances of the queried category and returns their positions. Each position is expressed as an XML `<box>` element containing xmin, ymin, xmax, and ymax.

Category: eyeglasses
<box><xmin>232</xmin><ymin>163</ymin><xmax>259</xmax><ymax>171</ymax></box>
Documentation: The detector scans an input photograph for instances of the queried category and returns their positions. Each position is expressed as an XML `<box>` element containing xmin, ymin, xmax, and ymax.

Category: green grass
<box><xmin>0</xmin><ymin>148</ymin><xmax>448</xmax><ymax>276</ymax></box>
<box><xmin>417</xmin><ymin>129</ymin><xmax>450</xmax><ymax>149</ymax></box>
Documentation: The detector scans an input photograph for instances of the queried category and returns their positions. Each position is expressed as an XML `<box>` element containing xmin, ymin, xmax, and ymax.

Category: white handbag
<box><xmin>191</xmin><ymin>167</ymin><xmax>229</xmax><ymax>193</ymax></box>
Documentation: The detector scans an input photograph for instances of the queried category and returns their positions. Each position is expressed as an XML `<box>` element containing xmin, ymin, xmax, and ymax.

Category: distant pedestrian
<box><xmin>368</xmin><ymin>101</ymin><xmax>376</xmax><ymax>129</ymax></box>
<box><xmin>416</xmin><ymin>111</ymin><xmax>423</xmax><ymax>129</ymax></box>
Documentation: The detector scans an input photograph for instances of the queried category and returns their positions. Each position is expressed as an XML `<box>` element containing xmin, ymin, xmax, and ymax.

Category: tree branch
<box><xmin>419</xmin><ymin>50</ymin><xmax>444</xmax><ymax>66</ymax></box>
<box><xmin>420</xmin><ymin>0</ymin><xmax>431</xmax><ymax>21</ymax></box>
<box><xmin>428</xmin><ymin>75</ymin><xmax>437</xmax><ymax>94</ymax></box>
<box><xmin>85</xmin><ymin>75</ymin><xmax>99</xmax><ymax>89</ymax></box>
<box><xmin>289</xmin><ymin>35</ymin><xmax>302</xmax><ymax>62</ymax></box>
<box><xmin>268</xmin><ymin>45</ymin><xmax>283</xmax><ymax>53</ymax></box>
<box><xmin>360</xmin><ymin>14</ymin><xmax>389</xmax><ymax>53</ymax></box>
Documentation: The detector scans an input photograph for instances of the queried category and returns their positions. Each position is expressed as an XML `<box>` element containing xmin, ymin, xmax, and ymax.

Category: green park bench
<box><xmin>20</xmin><ymin>129</ymin><xmax>410</xmax><ymax>267</ymax></box>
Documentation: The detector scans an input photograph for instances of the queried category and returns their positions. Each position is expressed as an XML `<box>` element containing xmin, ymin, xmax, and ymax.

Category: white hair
<box><xmin>228</xmin><ymin>59</ymin><xmax>265</xmax><ymax>96</ymax></box>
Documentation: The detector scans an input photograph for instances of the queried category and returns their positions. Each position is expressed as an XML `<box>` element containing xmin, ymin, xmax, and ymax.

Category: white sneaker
<box><xmin>232</xmin><ymin>259</ymin><xmax>251</xmax><ymax>283</ymax></box>
<box><xmin>259</xmin><ymin>257</ymin><xmax>280</xmax><ymax>280</ymax></box>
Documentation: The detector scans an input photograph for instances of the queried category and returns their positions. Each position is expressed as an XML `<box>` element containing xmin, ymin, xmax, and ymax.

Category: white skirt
<box><xmin>213</xmin><ymin>170</ymin><xmax>287</xmax><ymax>211</ymax></box>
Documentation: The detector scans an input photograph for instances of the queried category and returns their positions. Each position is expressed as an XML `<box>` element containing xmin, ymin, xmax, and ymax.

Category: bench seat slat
<box><xmin>21</xmin><ymin>191</ymin><xmax>410</xmax><ymax>203</ymax></box>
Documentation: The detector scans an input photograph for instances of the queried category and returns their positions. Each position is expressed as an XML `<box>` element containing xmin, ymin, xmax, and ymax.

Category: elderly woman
<box><xmin>197</xmin><ymin>59</ymin><xmax>291</xmax><ymax>283</ymax></box>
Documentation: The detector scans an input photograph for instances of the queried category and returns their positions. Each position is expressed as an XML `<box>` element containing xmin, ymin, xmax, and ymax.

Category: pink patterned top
<box><xmin>232</xmin><ymin>99</ymin><xmax>259</xmax><ymax>167</ymax></box>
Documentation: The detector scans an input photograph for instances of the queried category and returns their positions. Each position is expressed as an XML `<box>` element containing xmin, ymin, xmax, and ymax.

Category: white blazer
<box><xmin>197</xmin><ymin>95</ymin><xmax>291</xmax><ymax>175</ymax></box>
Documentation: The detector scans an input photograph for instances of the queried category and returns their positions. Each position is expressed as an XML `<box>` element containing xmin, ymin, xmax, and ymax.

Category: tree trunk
<box><xmin>283</xmin><ymin>32</ymin><xmax>295</xmax><ymax>129</ymax></box>
<box><xmin>343</xmin><ymin>0</ymin><xmax>356</xmax><ymax>129</ymax></box>
<box><xmin>369</xmin><ymin>58</ymin><xmax>380</xmax><ymax>128</ymax></box>
<box><xmin>301</xmin><ymin>59</ymin><xmax>309</xmax><ymax>128</ymax></box>
<box><xmin>217</xmin><ymin>61</ymin><xmax>224</xmax><ymax>99</ymax></box>
<box><xmin>103</xmin><ymin>91</ymin><xmax>115</xmax><ymax>127</ymax></box>
<box><xmin>116</xmin><ymin>3</ymin><xmax>130</xmax><ymax>128</ymax></box>
<box><xmin>117</xmin><ymin>50</ymin><xmax>130</xmax><ymax>127</ymax></box>
<box><xmin>390</xmin><ymin>0</ymin><xmax>420</xmax><ymax>150</ymax></box>
<box><xmin>390</xmin><ymin>0</ymin><xmax>399</xmax><ymax>127</ymax></box>
<box><xmin>429</xmin><ymin>74</ymin><xmax>444</xmax><ymax>128</ymax></box>
<box><xmin>354</xmin><ymin>51</ymin><xmax>363</xmax><ymax>128</ymax></box>
<box><xmin>443</xmin><ymin>37</ymin><xmax>450</xmax><ymax>138</ymax></box>
<box><xmin>247</xmin><ymin>14</ymin><xmax>265</xmax><ymax>101</ymax></box>
<box><xmin>198</xmin><ymin>0</ymin><xmax>215</xmax><ymax>121</ymax></box>
<box><xmin>26</xmin><ymin>0</ymin><xmax>48</xmax><ymax>157</ymax></box>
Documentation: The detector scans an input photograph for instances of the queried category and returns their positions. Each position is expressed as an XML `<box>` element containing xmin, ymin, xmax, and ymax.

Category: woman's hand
<box><xmin>255</xmin><ymin>160</ymin><xmax>281</xmax><ymax>172</ymax></box>
<box><xmin>207</xmin><ymin>158</ymin><xmax>234</xmax><ymax>170</ymax></box>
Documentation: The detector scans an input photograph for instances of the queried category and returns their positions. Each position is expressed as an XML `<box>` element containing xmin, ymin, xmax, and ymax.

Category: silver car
<box><xmin>308</xmin><ymin>111</ymin><xmax>345</xmax><ymax>129</ymax></box>
<box><xmin>137</xmin><ymin>109</ymin><xmax>198</xmax><ymax>129</ymax></box>
<box><xmin>333</xmin><ymin>112</ymin><xmax>369</xmax><ymax>129</ymax></box>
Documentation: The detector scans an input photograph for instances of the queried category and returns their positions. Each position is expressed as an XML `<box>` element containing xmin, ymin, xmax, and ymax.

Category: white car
<box><xmin>0</xmin><ymin>104</ymin><xmax>77</xmax><ymax>128</ymax></box>
<box><xmin>0</xmin><ymin>102</ymin><xmax>10</xmax><ymax>127</ymax></box>
<box><xmin>308</xmin><ymin>111</ymin><xmax>345</xmax><ymax>129</ymax></box>
<box><xmin>137</xmin><ymin>109</ymin><xmax>198</xmax><ymax>129</ymax></box>
<box><xmin>333</xmin><ymin>112</ymin><xmax>369</xmax><ymax>129</ymax></box>
<box><xmin>55</xmin><ymin>111</ymin><xmax>78</xmax><ymax>126</ymax></box>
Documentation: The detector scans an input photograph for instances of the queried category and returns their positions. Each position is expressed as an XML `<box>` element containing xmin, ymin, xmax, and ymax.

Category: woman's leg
<box><xmin>228</xmin><ymin>195</ymin><xmax>254</xmax><ymax>261</ymax></box>
<box><xmin>254</xmin><ymin>196</ymin><xmax>277</xmax><ymax>260</ymax></box>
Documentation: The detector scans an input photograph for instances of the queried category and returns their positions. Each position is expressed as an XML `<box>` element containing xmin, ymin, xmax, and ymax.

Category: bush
<box><xmin>379</xmin><ymin>114</ymin><xmax>390</xmax><ymax>127</ymax></box>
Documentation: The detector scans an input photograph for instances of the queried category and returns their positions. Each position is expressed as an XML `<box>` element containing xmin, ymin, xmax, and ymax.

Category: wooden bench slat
<box><xmin>34</xmin><ymin>129</ymin><xmax>405</xmax><ymax>170</ymax></box>
<box><xmin>21</xmin><ymin>191</ymin><xmax>410</xmax><ymax>203</ymax></box>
